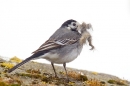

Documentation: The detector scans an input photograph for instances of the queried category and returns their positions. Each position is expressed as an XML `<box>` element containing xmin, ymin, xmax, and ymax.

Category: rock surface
<box><xmin>0</xmin><ymin>57</ymin><xmax>130</xmax><ymax>86</ymax></box>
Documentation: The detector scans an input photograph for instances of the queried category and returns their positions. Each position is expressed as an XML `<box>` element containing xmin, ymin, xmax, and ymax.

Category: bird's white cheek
<box><xmin>67</xmin><ymin>27</ymin><xmax>71</xmax><ymax>30</ymax></box>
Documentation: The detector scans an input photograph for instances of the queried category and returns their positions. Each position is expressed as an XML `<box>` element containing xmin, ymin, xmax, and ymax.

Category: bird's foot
<box><xmin>54</xmin><ymin>75</ymin><xmax>58</xmax><ymax>78</ymax></box>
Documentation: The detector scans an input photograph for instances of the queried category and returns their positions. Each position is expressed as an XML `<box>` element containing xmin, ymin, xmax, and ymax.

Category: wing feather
<box><xmin>32</xmin><ymin>31</ymin><xmax>80</xmax><ymax>54</ymax></box>
<box><xmin>32</xmin><ymin>38</ymin><xmax>78</xmax><ymax>53</ymax></box>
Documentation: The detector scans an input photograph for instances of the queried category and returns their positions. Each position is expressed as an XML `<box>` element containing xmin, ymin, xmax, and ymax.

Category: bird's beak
<box><xmin>77</xmin><ymin>25</ymin><xmax>82</xmax><ymax>34</ymax></box>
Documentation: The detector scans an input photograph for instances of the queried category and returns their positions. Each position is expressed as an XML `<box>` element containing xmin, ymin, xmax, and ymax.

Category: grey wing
<box><xmin>32</xmin><ymin>31</ymin><xmax>81</xmax><ymax>54</ymax></box>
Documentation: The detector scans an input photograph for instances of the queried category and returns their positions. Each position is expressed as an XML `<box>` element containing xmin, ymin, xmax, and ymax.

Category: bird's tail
<box><xmin>8</xmin><ymin>56</ymin><xmax>34</xmax><ymax>73</ymax></box>
<box><xmin>8</xmin><ymin>50</ymin><xmax>49</xmax><ymax>73</ymax></box>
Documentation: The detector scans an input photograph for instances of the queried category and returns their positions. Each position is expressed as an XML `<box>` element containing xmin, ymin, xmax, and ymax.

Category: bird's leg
<box><xmin>51</xmin><ymin>62</ymin><xmax>58</xmax><ymax>78</ymax></box>
<box><xmin>63</xmin><ymin>63</ymin><xmax>69</xmax><ymax>82</ymax></box>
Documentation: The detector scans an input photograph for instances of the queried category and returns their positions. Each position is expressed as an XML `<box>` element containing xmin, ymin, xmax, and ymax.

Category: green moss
<box><xmin>17</xmin><ymin>73</ymin><xmax>41</xmax><ymax>79</ymax></box>
<box><xmin>108</xmin><ymin>80</ymin><xmax>116</xmax><ymax>84</ymax></box>
<box><xmin>80</xmin><ymin>75</ymin><xmax>88</xmax><ymax>81</ymax></box>
<box><xmin>0</xmin><ymin>82</ymin><xmax>21</xmax><ymax>86</ymax></box>
<box><xmin>108</xmin><ymin>79</ymin><xmax>126</xmax><ymax>85</ymax></box>
<box><xmin>59</xmin><ymin>71</ymin><xmax>65</xmax><ymax>75</ymax></box>
<box><xmin>41</xmin><ymin>76</ymin><xmax>49</xmax><ymax>82</ymax></box>
<box><xmin>116</xmin><ymin>81</ymin><xmax>125</xmax><ymax>85</ymax></box>
<box><xmin>100</xmin><ymin>81</ymin><xmax>106</xmax><ymax>84</ymax></box>
<box><xmin>0</xmin><ymin>82</ymin><xmax>7</xmax><ymax>86</ymax></box>
<box><xmin>10</xmin><ymin>84</ymin><xmax>21</xmax><ymax>86</ymax></box>
<box><xmin>17</xmin><ymin>73</ymin><xmax>51</xmax><ymax>83</ymax></box>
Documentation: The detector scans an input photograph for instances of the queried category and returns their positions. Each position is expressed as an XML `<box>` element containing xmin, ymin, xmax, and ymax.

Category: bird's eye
<box><xmin>73</xmin><ymin>23</ymin><xmax>76</xmax><ymax>26</ymax></box>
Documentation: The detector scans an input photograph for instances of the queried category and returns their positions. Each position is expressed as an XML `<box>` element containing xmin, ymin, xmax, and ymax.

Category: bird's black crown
<box><xmin>61</xmin><ymin>19</ymin><xmax>77</xmax><ymax>27</ymax></box>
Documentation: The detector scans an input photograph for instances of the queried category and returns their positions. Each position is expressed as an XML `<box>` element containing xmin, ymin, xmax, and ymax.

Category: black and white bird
<box><xmin>8</xmin><ymin>19</ymin><xmax>93</xmax><ymax>80</ymax></box>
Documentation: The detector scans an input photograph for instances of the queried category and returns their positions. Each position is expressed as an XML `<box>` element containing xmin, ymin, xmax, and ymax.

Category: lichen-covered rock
<box><xmin>0</xmin><ymin>57</ymin><xmax>130</xmax><ymax>86</ymax></box>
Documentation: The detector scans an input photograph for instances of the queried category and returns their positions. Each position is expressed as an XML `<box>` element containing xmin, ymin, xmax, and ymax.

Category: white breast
<box><xmin>38</xmin><ymin>46</ymin><xmax>83</xmax><ymax>64</ymax></box>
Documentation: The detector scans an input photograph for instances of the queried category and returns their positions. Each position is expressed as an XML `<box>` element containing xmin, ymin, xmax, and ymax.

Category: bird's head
<box><xmin>61</xmin><ymin>19</ymin><xmax>80</xmax><ymax>32</ymax></box>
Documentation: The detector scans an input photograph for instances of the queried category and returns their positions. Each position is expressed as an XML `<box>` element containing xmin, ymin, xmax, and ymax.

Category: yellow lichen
<box><xmin>84</xmin><ymin>79</ymin><xmax>106</xmax><ymax>86</ymax></box>
<box><xmin>42</xmin><ymin>81</ymin><xmax>46</xmax><ymax>85</ymax></box>
<box><xmin>91</xmin><ymin>71</ymin><xmax>98</xmax><ymax>75</ymax></box>
<box><xmin>1</xmin><ymin>62</ymin><xmax>14</xmax><ymax>69</ymax></box>
<box><xmin>68</xmin><ymin>82</ymin><xmax>75</xmax><ymax>86</ymax></box>
<box><xmin>9</xmin><ymin>56</ymin><xmax>22</xmax><ymax>63</ymax></box>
